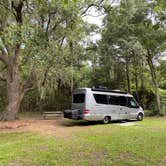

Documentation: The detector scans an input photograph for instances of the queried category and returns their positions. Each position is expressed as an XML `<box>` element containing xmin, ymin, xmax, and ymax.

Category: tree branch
<box><xmin>0</xmin><ymin>36</ymin><xmax>10</xmax><ymax>55</ymax></box>
<box><xmin>11</xmin><ymin>1</ymin><xmax>24</xmax><ymax>59</ymax></box>
<box><xmin>0</xmin><ymin>51</ymin><xmax>9</xmax><ymax>66</ymax></box>
<box><xmin>0</xmin><ymin>71</ymin><xmax>7</xmax><ymax>81</ymax></box>
<box><xmin>11</xmin><ymin>1</ymin><xmax>24</xmax><ymax>24</ymax></box>
<box><xmin>41</xmin><ymin>36</ymin><xmax>65</xmax><ymax>86</ymax></box>
<box><xmin>22</xmin><ymin>65</ymin><xmax>37</xmax><ymax>93</ymax></box>
<box><xmin>81</xmin><ymin>0</ymin><xmax>106</xmax><ymax>16</ymax></box>
<box><xmin>52</xmin><ymin>18</ymin><xmax>65</xmax><ymax>31</ymax></box>
<box><xmin>46</xmin><ymin>14</ymin><xmax>51</xmax><ymax>33</ymax></box>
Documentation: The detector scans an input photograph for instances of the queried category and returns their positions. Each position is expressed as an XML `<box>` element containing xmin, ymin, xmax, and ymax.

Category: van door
<box><xmin>119</xmin><ymin>96</ymin><xmax>129</xmax><ymax>120</ymax></box>
<box><xmin>108</xmin><ymin>95</ymin><xmax>120</xmax><ymax>120</ymax></box>
<box><xmin>93</xmin><ymin>94</ymin><xmax>109</xmax><ymax>120</ymax></box>
<box><xmin>127</xmin><ymin>97</ymin><xmax>139</xmax><ymax>119</ymax></box>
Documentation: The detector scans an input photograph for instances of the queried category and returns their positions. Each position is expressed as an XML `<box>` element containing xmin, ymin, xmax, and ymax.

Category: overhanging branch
<box><xmin>81</xmin><ymin>0</ymin><xmax>106</xmax><ymax>16</ymax></box>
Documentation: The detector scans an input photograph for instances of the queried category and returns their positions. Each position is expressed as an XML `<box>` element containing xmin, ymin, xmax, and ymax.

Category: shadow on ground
<box><xmin>59</xmin><ymin>119</ymin><xmax>137</xmax><ymax>127</ymax></box>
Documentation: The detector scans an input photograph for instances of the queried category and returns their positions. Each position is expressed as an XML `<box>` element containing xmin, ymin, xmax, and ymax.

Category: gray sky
<box><xmin>82</xmin><ymin>0</ymin><xmax>121</xmax><ymax>42</ymax></box>
<box><xmin>82</xmin><ymin>6</ymin><xmax>105</xmax><ymax>42</ymax></box>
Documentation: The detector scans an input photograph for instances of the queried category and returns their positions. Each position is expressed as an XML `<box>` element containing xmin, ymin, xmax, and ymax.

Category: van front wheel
<box><xmin>103</xmin><ymin>116</ymin><xmax>110</xmax><ymax>124</ymax></box>
<box><xmin>137</xmin><ymin>113</ymin><xmax>143</xmax><ymax>121</ymax></box>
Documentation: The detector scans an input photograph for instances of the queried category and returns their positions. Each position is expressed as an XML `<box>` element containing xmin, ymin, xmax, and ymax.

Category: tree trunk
<box><xmin>140</xmin><ymin>62</ymin><xmax>145</xmax><ymax>89</ymax></box>
<box><xmin>69</xmin><ymin>41</ymin><xmax>74</xmax><ymax>94</ymax></box>
<box><xmin>1</xmin><ymin>64</ymin><xmax>24</xmax><ymax>121</ymax></box>
<box><xmin>38</xmin><ymin>85</ymin><xmax>45</xmax><ymax>112</ymax></box>
<box><xmin>1</xmin><ymin>61</ymin><xmax>36</xmax><ymax>121</ymax></box>
<box><xmin>147</xmin><ymin>49</ymin><xmax>161</xmax><ymax>115</ymax></box>
<box><xmin>2</xmin><ymin>89</ymin><xmax>23</xmax><ymax>121</ymax></box>
<box><xmin>134</xmin><ymin>71</ymin><xmax>139</xmax><ymax>102</ymax></box>
<box><xmin>125</xmin><ymin>60</ymin><xmax>131</xmax><ymax>93</ymax></box>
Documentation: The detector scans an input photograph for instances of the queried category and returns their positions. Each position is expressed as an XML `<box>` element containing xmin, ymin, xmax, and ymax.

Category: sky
<box><xmin>82</xmin><ymin>6</ymin><xmax>105</xmax><ymax>42</ymax></box>
<box><xmin>82</xmin><ymin>1</ymin><xmax>166</xmax><ymax>60</ymax></box>
<box><xmin>82</xmin><ymin>0</ymin><xmax>121</xmax><ymax>42</ymax></box>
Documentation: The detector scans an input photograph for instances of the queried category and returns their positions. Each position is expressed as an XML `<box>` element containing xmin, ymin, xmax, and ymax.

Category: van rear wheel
<box><xmin>103</xmin><ymin>116</ymin><xmax>110</xmax><ymax>124</ymax></box>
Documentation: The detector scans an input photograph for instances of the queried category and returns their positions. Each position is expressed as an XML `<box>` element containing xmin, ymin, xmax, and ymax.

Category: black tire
<box><xmin>137</xmin><ymin>113</ymin><xmax>143</xmax><ymax>121</ymax></box>
<box><xmin>103</xmin><ymin>116</ymin><xmax>110</xmax><ymax>124</ymax></box>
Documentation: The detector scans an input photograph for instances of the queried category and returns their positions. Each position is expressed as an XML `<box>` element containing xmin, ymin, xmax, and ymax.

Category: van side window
<box><xmin>119</xmin><ymin>96</ymin><xmax>127</xmax><ymax>106</ymax></box>
<box><xmin>109</xmin><ymin>96</ymin><xmax>119</xmax><ymax>105</ymax></box>
<box><xmin>93</xmin><ymin>94</ymin><xmax>108</xmax><ymax>104</ymax></box>
<box><xmin>73</xmin><ymin>94</ymin><xmax>85</xmax><ymax>103</ymax></box>
<box><xmin>128</xmin><ymin>97</ymin><xmax>139</xmax><ymax>108</ymax></box>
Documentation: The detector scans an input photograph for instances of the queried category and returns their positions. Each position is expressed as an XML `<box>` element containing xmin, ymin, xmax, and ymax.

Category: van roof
<box><xmin>75</xmin><ymin>88</ymin><xmax>133</xmax><ymax>97</ymax></box>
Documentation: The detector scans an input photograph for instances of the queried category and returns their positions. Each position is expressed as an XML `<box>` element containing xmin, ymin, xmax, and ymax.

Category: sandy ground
<box><xmin>0</xmin><ymin>118</ymin><xmax>92</xmax><ymax>137</ymax></box>
<box><xmin>0</xmin><ymin>117</ymin><xmax>165</xmax><ymax>137</ymax></box>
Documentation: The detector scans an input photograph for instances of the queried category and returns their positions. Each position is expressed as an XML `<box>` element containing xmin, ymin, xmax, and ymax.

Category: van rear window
<box><xmin>73</xmin><ymin>94</ymin><xmax>85</xmax><ymax>103</ymax></box>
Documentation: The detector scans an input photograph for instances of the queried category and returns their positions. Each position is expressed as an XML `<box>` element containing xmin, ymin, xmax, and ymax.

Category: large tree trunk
<box><xmin>1</xmin><ymin>64</ymin><xmax>24</xmax><ymax>121</ymax></box>
<box><xmin>2</xmin><ymin>88</ymin><xmax>23</xmax><ymax>121</ymax></box>
<box><xmin>147</xmin><ymin>49</ymin><xmax>161</xmax><ymax>115</ymax></box>
<box><xmin>1</xmin><ymin>59</ymin><xmax>36</xmax><ymax>121</ymax></box>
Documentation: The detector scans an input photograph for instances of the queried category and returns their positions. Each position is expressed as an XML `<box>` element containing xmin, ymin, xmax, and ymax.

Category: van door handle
<box><xmin>125</xmin><ymin>112</ymin><xmax>127</xmax><ymax>114</ymax></box>
<box><xmin>120</xmin><ymin>108</ymin><xmax>122</xmax><ymax>110</ymax></box>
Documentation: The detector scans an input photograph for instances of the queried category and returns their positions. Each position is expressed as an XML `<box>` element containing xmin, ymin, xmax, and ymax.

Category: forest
<box><xmin>0</xmin><ymin>0</ymin><xmax>166</xmax><ymax>121</ymax></box>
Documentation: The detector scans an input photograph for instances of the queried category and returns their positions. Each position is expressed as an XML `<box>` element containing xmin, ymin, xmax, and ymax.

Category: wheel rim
<box><xmin>138</xmin><ymin>114</ymin><xmax>143</xmax><ymax>120</ymax></box>
<box><xmin>104</xmin><ymin>117</ymin><xmax>109</xmax><ymax>124</ymax></box>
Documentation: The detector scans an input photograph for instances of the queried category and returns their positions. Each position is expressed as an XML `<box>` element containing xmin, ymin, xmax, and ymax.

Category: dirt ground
<box><xmin>0</xmin><ymin>117</ymin><xmax>165</xmax><ymax>138</ymax></box>
<box><xmin>0</xmin><ymin>118</ymin><xmax>91</xmax><ymax>137</ymax></box>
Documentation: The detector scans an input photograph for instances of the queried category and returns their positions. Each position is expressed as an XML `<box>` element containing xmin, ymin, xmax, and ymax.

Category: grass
<box><xmin>19</xmin><ymin>112</ymin><xmax>42</xmax><ymax>119</ymax></box>
<box><xmin>0</xmin><ymin>117</ymin><xmax>166</xmax><ymax>166</ymax></box>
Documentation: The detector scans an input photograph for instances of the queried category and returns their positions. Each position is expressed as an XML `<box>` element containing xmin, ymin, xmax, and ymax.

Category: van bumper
<box><xmin>64</xmin><ymin>109</ymin><xmax>83</xmax><ymax>120</ymax></box>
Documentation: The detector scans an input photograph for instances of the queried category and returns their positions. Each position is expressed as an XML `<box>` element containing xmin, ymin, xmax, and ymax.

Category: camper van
<box><xmin>64</xmin><ymin>87</ymin><xmax>144</xmax><ymax>124</ymax></box>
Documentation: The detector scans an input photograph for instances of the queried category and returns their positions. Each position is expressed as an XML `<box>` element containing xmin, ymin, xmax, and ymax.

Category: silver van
<box><xmin>64</xmin><ymin>87</ymin><xmax>144</xmax><ymax>124</ymax></box>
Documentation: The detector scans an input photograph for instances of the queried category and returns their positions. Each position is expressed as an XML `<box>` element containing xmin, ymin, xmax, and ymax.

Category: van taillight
<box><xmin>83</xmin><ymin>109</ymin><xmax>90</xmax><ymax>114</ymax></box>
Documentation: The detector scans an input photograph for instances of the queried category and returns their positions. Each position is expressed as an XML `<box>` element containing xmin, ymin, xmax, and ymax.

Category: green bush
<box><xmin>159</xmin><ymin>88</ymin><xmax>166</xmax><ymax>115</ymax></box>
<box><xmin>133</xmin><ymin>88</ymin><xmax>155</xmax><ymax>110</ymax></box>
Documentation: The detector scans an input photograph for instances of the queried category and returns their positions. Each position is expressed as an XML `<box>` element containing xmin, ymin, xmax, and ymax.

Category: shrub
<box><xmin>133</xmin><ymin>88</ymin><xmax>155</xmax><ymax>110</ymax></box>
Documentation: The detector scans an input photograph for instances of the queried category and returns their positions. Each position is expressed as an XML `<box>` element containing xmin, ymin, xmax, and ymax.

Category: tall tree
<box><xmin>132</xmin><ymin>1</ymin><xmax>166</xmax><ymax>114</ymax></box>
<box><xmin>98</xmin><ymin>0</ymin><xmax>166</xmax><ymax>114</ymax></box>
<box><xmin>0</xmin><ymin>0</ymin><xmax>37</xmax><ymax>121</ymax></box>
<box><xmin>0</xmin><ymin>0</ymin><xmax>85</xmax><ymax>120</ymax></box>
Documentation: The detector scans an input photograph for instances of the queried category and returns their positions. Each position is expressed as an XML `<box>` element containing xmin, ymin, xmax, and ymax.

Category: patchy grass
<box><xmin>19</xmin><ymin>112</ymin><xmax>42</xmax><ymax>119</ymax></box>
<box><xmin>0</xmin><ymin>117</ymin><xmax>166</xmax><ymax>166</ymax></box>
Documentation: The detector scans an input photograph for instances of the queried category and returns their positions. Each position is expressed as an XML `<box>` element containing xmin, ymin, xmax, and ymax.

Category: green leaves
<box><xmin>64</xmin><ymin>0</ymin><xmax>77</xmax><ymax>4</ymax></box>
<box><xmin>64</xmin><ymin>0</ymin><xmax>69</xmax><ymax>4</ymax></box>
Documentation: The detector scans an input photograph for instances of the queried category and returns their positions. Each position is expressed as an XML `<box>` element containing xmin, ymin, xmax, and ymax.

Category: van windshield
<box><xmin>127</xmin><ymin>97</ymin><xmax>139</xmax><ymax>108</ymax></box>
<box><xmin>73</xmin><ymin>94</ymin><xmax>85</xmax><ymax>103</ymax></box>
